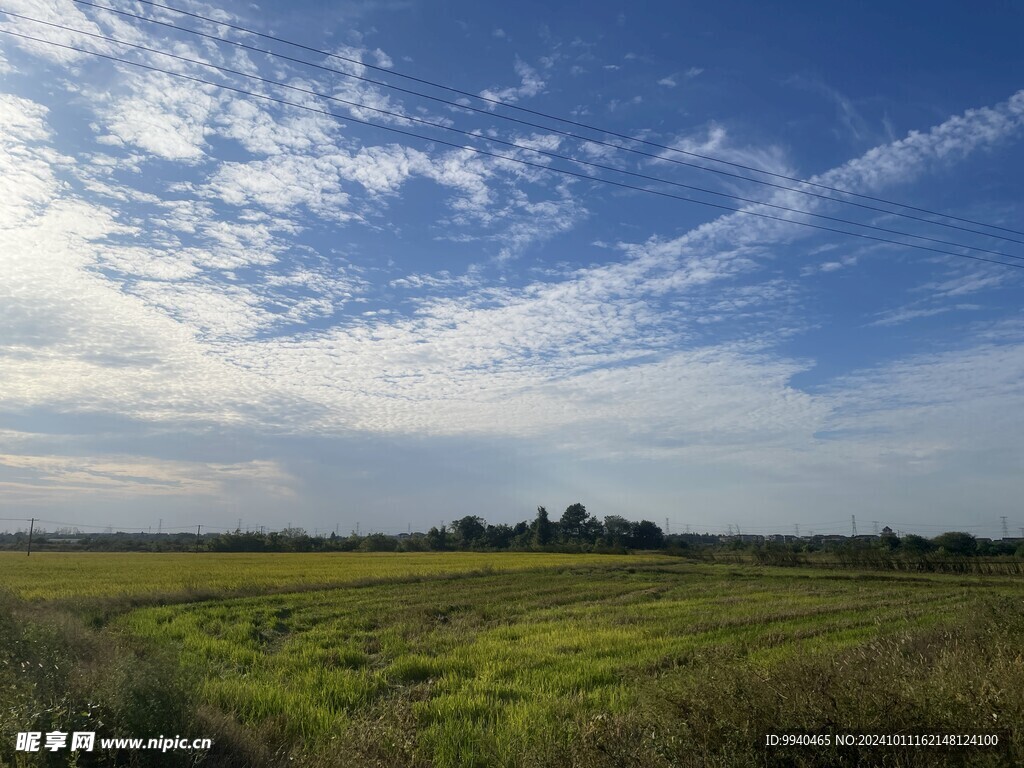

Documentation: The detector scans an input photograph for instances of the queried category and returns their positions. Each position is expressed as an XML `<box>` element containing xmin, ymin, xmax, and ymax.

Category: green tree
<box><xmin>532</xmin><ymin>506</ymin><xmax>554</xmax><ymax>546</ymax></box>
<box><xmin>632</xmin><ymin>520</ymin><xmax>664</xmax><ymax>549</ymax></box>
<box><xmin>426</xmin><ymin>525</ymin><xmax>448</xmax><ymax>551</ymax></box>
<box><xmin>932</xmin><ymin>531</ymin><xmax>976</xmax><ymax>556</ymax></box>
<box><xmin>603</xmin><ymin>515</ymin><xmax>633</xmax><ymax>547</ymax></box>
<box><xmin>359</xmin><ymin>532</ymin><xmax>398</xmax><ymax>552</ymax></box>
<box><xmin>560</xmin><ymin>503</ymin><xmax>589</xmax><ymax>541</ymax></box>
<box><xmin>453</xmin><ymin>516</ymin><xmax>487</xmax><ymax>548</ymax></box>
<box><xmin>485</xmin><ymin>523</ymin><xmax>514</xmax><ymax>549</ymax></box>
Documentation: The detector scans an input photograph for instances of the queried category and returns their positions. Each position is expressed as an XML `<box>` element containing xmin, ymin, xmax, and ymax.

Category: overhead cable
<box><xmin>2</xmin><ymin>26</ymin><xmax>1023</xmax><ymax>271</ymax></box>
<box><xmin>7</xmin><ymin>12</ymin><xmax>1023</xmax><ymax>263</ymax></box>
<box><xmin>71</xmin><ymin>0</ymin><xmax>1024</xmax><ymax>241</ymax></box>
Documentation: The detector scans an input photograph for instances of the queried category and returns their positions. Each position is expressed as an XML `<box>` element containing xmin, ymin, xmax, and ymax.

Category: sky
<box><xmin>1</xmin><ymin>0</ymin><xmax>1022</xmax><ymax>538</ymax></box>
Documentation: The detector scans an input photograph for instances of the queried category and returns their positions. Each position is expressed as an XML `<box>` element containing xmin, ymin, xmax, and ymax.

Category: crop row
<box><xmin>119</xmin><ymin>563</ymin><xmax>1016</xmax><ymax>766</ymax></box>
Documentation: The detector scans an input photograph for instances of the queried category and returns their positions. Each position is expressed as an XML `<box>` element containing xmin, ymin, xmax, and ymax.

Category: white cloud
<box><xmin>656</xmin><ymin>122</ymin><xmax>792</xmax><ymax>178</ymax></box>
<box><xmin>0</xmin><ymin>453</ymin><xmax>296</xmax><ymax>501</ymax></box>
<box><xmin>96</xmin><ymin>72</ymin><xmax>223</xmax><ymax>162</ymax></box>
<box><xmin>867</xmin><ymin>303</ymin><xmax>980</xmax><ymax>327</ymax></box>
<box><xmin>480</xmin><ymin>59</ymin><xmax>545</xmax><ymax>104</ymax></box>
<box><xmin>2</xmin><ymin>12</ymin><xmax>1023</xmax><ymax>531</ymax></box>
<box><xmin>0</xmin><ymin>0</ymin><xmax>117</xmax><ymax>63</ymax></box>
<box><xmin>822</xmin><ymin>341</ymin><xmax>1024</xmax><ymax>461</ymax></box>
<box><xmin>918</xmin><ymin>269</ymin><xmax>1010</xmax><ymax>298</ymax></box>
<box><xmin>214</xmin><ymin>98</ymin><xmax>339</xmax><ymax>156</ymax></box>
<box><xmin>206</xmin><ymin>153</ymin><xmax>354</xmax><ymax>217</ymax></box>
<box><xmin>824</xmin><ymin>90</ymin><xmax>1024</xmax><ymax>193</ymax></box>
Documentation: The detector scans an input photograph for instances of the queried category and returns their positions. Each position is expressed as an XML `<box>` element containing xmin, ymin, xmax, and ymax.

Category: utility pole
<box><xmin>1000</xmin><ymin>516</ymin><xmax>1009</xmax><ymax>539</ymax></box>
<box><xmin>26</xmin><ymin>517</ymin><xmax>35</xmax><ymax>557</ymax></box>
<box><xmin>195</xmin><ymin>524</ymin><xmax>201</xmax><ymax>553</ymax></box>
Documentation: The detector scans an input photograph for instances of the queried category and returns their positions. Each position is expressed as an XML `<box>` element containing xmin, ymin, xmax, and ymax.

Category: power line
<box><xmin>73</xmin><ymin>0</ymin><xmax>1024</xmax><ymax>241</ymax></box>
<box><xmin>61</xmin><ymin>2</ymin><xmax>1024</xmax><ymax>247</ymax></box>
<box><xmin>32</xmin><ymin>517</ymin><xmax>238</xmax><ymax>532</ymax></box>
<box><xmin>3</xmin><ymin>27</ymin><xmax>1023</xmax><ymax>273</ymax></box>
<box><xmin>10</xmin><ymin>15</ymin><xmax>1023</xmax><ymax>265</ymax></box>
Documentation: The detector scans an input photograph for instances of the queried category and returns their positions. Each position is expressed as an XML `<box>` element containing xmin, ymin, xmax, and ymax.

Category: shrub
<box><xmin>0</xmin><ymin>591</ymin><xmax>204</xmax><ymax>767</ymax></box>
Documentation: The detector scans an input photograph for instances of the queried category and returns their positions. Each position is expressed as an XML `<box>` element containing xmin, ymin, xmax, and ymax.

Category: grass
<box><xmin>117</xmin><ymin>563</ymin><xmax>1023</xmax><ymax>766</ymax></box>
<box><xmin>0</xmin><ymin>551</ymin><xmax>668</xmax><ymax>601</ymax></box>
<box><xmin>1</xmin><ymin>555</ymin><xmax>1021</xmax><ymax>767</ymax></box>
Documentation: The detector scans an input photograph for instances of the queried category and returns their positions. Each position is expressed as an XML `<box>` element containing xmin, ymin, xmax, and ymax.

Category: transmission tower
<box><xmin>851</xmin><ymin>515</ymin><xmax>857</xmax><ymax>537</ymax></box>
<box><xmin>1000</xmin><ymin>516</ymin><xmax>1009</xmax><ymax>538</ymax></box>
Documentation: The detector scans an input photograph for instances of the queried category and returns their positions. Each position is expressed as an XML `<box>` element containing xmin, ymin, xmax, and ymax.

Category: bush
<box><xmin>0</xmin><ymin>591</ymin><xmax>204</xmax><ymax>767</ymax></box>
<box><xmin>358</xmin><ymin>533</ymin><xmax>399</xmax><ymax>552</ymax></box>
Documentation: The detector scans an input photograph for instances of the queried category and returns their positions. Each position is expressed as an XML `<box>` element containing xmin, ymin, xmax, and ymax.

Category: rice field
<box><xmin>117</xmin><ymin>562</ymin><xmax>1023</xmax><ymax>767</ymax></box>
<box><xmin>3</xmin><ymin>554</ymin><xmax>1022</xmax><ymax>767</ymax></box>
<box><xmin>0</xmin><ymin>550</ymin><xmax>667</xmax><ymax>600</ymax></box>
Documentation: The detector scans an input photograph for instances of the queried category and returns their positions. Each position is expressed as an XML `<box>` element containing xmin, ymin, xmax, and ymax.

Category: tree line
<box><xmin>204</xmin><ymin>504</ymin><xmax>666</xmax><ymax>553</ymax></box>
<box><xmin>0</xmin><ymin>504</ymin><xmax>664</xmax><ymax>553</ymax></box>
<box><xmin>3</xmin><ymin>507</ymin><xmax>1021</xmax><ymax>560</ymax></box>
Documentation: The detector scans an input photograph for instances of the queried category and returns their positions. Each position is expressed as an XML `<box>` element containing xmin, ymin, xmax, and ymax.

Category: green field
<box><xmin>0</xmin><ymin>551</ymin><xmax>666</xmax><ymax>601</ymax></box>
<box><xmin>2</xmin><ymin>554</ymin><xmax>1022</xmax><ymax>767</ymax></box>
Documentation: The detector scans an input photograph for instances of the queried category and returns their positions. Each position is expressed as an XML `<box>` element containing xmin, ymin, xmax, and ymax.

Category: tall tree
<box><xmin>560</xmin><ymin>503</ymin><xmax>589</xmax><ymax>540</ymax></box>
<box><xmin>632</xmin><ymin>520</ymin><xmax>664</xmax><ymax>549</ymax></box>
<box><xmin>532</xmin><ymin>506</ymin><xmax>554</xmax><ymax>546</ymax></box>
<box><xmin>603</xmin><ymin>515</ymin><xmax>633</xmax><ymax>547</ymax></box>
<box><xmin>453</xmin><ymin>515</ymin><xmax>487</xmax><ymax>547</ymax></box>
<box><xmin>426</xmin><ymin>525</ymin><xmax>448</xmax><ymax>551</ymax></box>
<box><xmin>932</xmin><ymin>531</ymin><xmax>976</xmax><ymax>556</ymax></box>
<box><xmin>485</xmin><ymin>523</ymin><xmax>514</xmax><ymax>549</ymax></box>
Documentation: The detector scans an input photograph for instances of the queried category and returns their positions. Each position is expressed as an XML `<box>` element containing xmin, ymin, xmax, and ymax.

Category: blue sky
<box><xmin>1</xmin><ymin>0</ymin><xmax>1022</xmax><ymax>537</ymax></box>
